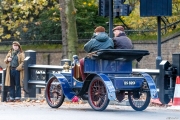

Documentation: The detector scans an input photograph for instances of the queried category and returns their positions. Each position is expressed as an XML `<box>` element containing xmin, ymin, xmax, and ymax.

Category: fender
<box><xmin>97</xmin><ymin>74</ymin><xmax>116</xmax><ymax>101</ymax></box>
<box><xmin>53</xmin><ymin>73</ymin><xmax>75</xmax><ymax>100</ymax></box>
<box><xmin>140</xmin><ymin>73</ymin><xmax>158</xmax><ymax>99</ymax></box>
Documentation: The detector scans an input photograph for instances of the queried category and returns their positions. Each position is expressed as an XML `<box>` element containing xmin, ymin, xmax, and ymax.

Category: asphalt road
<box><xmin>0</xmin><ymin>101</ymin><xmax>179</xmax><ymax>120</ymax></box>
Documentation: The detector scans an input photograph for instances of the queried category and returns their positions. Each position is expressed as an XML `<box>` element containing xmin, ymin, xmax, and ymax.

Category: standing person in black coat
<box><xmin>112</xmin><ymin>26</ymin><xmax>133</xmax><ymax>49</ymax></box>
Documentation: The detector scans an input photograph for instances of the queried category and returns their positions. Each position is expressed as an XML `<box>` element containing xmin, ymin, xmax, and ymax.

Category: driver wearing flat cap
<box><xmin>112</xmin><ymin>26</ymin><xmax>133</xmax><ymax>49</ymax></box>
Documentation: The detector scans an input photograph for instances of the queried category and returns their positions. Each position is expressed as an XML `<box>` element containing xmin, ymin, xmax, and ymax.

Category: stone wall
<box><xmin>0</xmin><ymin>34</ymin><xmax>180</xmax><ymax>69</ymax></box>
<box><xmin>133</xmin><ymin>34</ymin><xmax>180</xmax><ymax>69</ymax></box>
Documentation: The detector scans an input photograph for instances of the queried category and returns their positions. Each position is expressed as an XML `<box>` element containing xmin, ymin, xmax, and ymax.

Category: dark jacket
<box><xmin>113</xmin><ymin>32</ymin><xmax>133</xmax><ymax>49</ymax></box>
<box><xmin>84</xmin><ymin>32</ymin><xmax>114</xmax><ymax>53</ymax></box>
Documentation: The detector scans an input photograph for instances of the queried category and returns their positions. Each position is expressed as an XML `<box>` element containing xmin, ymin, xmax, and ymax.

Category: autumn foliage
<box><xmin>0</xmin><ymin>0</ymin><xmax>180</xmax><ymax>42</ymax></box>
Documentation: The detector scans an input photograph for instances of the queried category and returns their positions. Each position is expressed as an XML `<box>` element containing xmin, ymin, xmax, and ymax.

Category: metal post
<box><xmin>1</xmin><ymin>69</ymin><xmax>5</xmax><ymax>102</ymax></box>
<box><xmin>109</xmin><ymin>0</ymin><xmax>113</xmax><ymax>38</ymax></box>
<box><xmin>24</xmin><ymin>50</ymin><xmax>37</xmax><ymax>98</ymax></box>
<box><xmin>47</xmin><ymin>54</ymin><xmax>50</xmax><ymax>65</ymax></box>
<box><xmin>156</xmin><ymin>16</ymin><xmax>162</xmax><ymax>69</ymax></box>
<box><xmin>1</xmin><ymin>69</ymin><xmax>9</xmax><ymax>102</ymax></box>
<box><xmin>23</xmin><ymin>57</ymin><xmax>30</xmax><ymax>97</ymax></box>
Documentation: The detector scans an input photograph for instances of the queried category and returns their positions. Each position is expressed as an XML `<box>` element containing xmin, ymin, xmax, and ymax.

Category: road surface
<box><xmin>0</xmin><ymin>101</ymin><xmax>179</xmax><ymax>120</ymax></box>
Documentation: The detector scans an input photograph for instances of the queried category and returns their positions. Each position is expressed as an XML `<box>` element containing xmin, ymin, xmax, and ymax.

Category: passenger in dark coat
<box><xmin>112</xmin><ymin>26</ymin><xmax>133</xmax><ymax>49</ymax></box>
<box><xmin>112</xmin><ymin>26</ymin><xmax>133</xmax><ymax>101</ymax></box>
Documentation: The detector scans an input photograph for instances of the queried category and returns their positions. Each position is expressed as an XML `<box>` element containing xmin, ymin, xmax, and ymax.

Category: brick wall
<box><xmin>0</xmin><ymin>34</ymin><xmax>180</xmax><ymax>69</ymax></box>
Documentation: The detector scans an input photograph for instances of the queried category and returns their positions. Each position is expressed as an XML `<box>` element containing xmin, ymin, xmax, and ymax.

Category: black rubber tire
<box><xmin>45</xmin><ymin>77</ymin><xmax>65</xmax><ymax>108</ymax></box>
<box><xmin>128</xmin><ymin>90</ymin><xmax>151</xmax><ymax>111</ymax></box>
<box><xmin>88</xmin><ymin>76</ymin><xmax>109</xmax><ymax>111</ymax></box>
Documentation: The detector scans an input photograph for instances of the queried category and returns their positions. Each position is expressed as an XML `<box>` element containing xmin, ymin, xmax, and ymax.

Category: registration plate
<box><xmin>123</xmin><ymin>81</ymin><xmax>136</xmax><ymax>85</ymax></box>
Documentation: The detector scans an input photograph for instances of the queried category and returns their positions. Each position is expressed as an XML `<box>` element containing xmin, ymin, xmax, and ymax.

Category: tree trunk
<box><xmin>59</xmin><ymin>0</ymin><xmax>68</xmax><ymax>59</ymax></box>
<box><xmin>59</xmin><ymin>0</ymin><xmax>78</xmax><ymax>60</ymax></box>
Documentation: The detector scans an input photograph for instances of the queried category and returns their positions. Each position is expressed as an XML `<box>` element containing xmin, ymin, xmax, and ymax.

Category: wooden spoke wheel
<box><xmin>88</xmin><ymin>76</ymin><xmax>109</xmax><ymax>111</ymax></box>
<box><xmin>45</xmin><ymin>77</ymin><xmax>65</xmax><ymax>108</ymax></box>
<box><xmin>128</xmin><ymin>90</ymin><xmax>150</xmax><ymax>111</ymax></box>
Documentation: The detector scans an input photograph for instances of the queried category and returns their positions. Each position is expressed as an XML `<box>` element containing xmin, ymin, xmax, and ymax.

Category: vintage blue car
<box><xmin>45</xmin><ymin>49</ymin><xmax>158</xmax><ymax>111</ymax></box>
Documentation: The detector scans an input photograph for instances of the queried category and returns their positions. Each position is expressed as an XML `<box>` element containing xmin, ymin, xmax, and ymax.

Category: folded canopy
<box><xmin>93</xmin><ymin>49</ymin><xmax>150</xmax><ymax>62</ymax></box>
